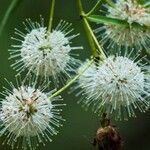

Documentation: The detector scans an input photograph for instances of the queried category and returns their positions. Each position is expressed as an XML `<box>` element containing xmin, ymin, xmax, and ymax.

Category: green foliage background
<box><xmin>0</xmin><ymin>0</ymin><xmax>150</xmax><ymax>150</ymax></box>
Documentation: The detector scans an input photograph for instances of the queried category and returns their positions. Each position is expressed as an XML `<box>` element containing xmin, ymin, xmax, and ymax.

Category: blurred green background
<box><xmin>0</xmin><ymin>0</ymin><xmax>150</xmax><ymax>150</ymax></box>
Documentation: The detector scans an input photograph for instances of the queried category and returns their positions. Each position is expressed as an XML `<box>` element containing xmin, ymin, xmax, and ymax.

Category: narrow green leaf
<box><xmin>0</xmin><ymin>0</ymin><xmax>23</xmax><ymax>37</ymax></box>
<box><xmin>88</xmin><ymin>15</ymin><xmax>128</xmax><ymax>27</ymax></box>
<box><xmin>87</xmin><ymin>15</ymin><xmax>149</xmax><ymax>30</ymax></box>
<box><xmin>104</xmin><ymin>0</ymin><xmax>115</xmax><ymax>8</ymax></box>
<box><xmin>145</xmin><ymin>2</ymin><xmax>150</xmax><ymax>8</ymax></box>
<box><xmin>137</xmin><ymin>0</ymin><xmax>145</xmax><ymax>5</ymax></box>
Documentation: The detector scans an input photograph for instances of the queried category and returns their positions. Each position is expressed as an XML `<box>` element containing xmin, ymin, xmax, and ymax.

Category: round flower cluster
<box><xmin>107</xmin><ymin>0</ymin><xmax>150</xmax><ymax>25</ymax></box>
<box><xmin>96</xmin><ymin>0</ymin><xmax>150</xmax><ymax>52</ymax></box>
<box><xmin>9</xmin><ymin>19</ymin><xmax>82</xmax><ymax>84</ymax></box>
<box><xmin>77</xmin><ymin>56</ymin><xmax>150</xmax><ymax>120</ymax></box>
<box><xmin>0</xmin><ymin>81</ymin><xmax>65</xmax><ymax>150</ymax></box>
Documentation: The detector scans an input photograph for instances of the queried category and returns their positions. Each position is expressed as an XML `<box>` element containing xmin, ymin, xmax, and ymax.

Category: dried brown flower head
<box><xmin>93</xmin><ymin>113</ymin><xmax>122</xmax><ymax>150</ymax></box>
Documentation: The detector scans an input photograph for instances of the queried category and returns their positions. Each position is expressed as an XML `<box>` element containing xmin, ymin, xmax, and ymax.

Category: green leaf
<box><xmin>137</xmin><ymin>0</ymin><xmax>145</xmax><ymax>5</ymax></box>
<box><xmin>144</xmin><ymin>2</ymin><xmax>150</xmax><ymax>8</ymax></box>
<box><xmin>0</xmin><ymin>0</ymin><xmax>23</xmax><ymax>37</ymax></box>
<box><xmin>88</xmin><ymin>15</ymin><xmax>128</xmax><ymax>27</ymax></box>
<box><xmin>87</xmin><ymin>15</ymin><xmax>149</xmax><ymax>30</ymax></box>
<box><xmin>103</xmin><ymin>0</ymin><xmax>115</xmax><ymax>8</ymax></box>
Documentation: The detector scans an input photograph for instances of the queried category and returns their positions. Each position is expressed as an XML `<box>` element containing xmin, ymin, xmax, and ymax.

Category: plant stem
<box><xmin>83</xmin><ymin>19</ymin><xmax>97</xmax><ymax>57</ymax></box>
<box><xmin>78</xmin><ymin>0</ymin><xmax>106</xmax><ymax>60</ymax></box>
<box><xmin>78</xmin><ymin>0</ymin><xmax>97</xmax><ymax>56</ymax></box>
<box><xmin>137</xmin><ymin>0</ymin><xmax>144</xmax><ymax>5</ymax></box>
<box><xmin>78</xmin><ymin>0</ymin><xmax>96</xmax><ymax>56</ymax></box>
<box><xmin>87</xmin><ymin>15</ymin><xmax>149</xmax><ymax>30</ymax></box>
<box><xmin>145</xmin><ymin>2</ymin><xmax>150</xmax><ymax>8</ymax></box>
<box><xmin>105</xmin><ymin>0</ymin><xmax>115</xmax><ymax>8</ymax></box>
<box><xmin>82</xmin><ymin>11</ymin><xmax>97</xmax><ymax>56</ymax></box>
<box><xmin>0</xmin><ymin>0</ymin><xmax>21</xmax><ymax>37</ymax></box>
<box><xmin>49</xmin><ymin>59</ymin><xmax>93</xmax><ymax>99</ymax></box>
<box><xmin>83</xmin><ymin>15</ymin><xmax>106</xmax><ymax>60</ymax></box>
<box><xmin>86</xmin><ymin>0</ymin><xmax>102</xmax><ymax>16</ymax></box>
<box><xmin>48</xmin><ymin>0</ymin><xmax>55</xmax><ymax>32</ymax></box>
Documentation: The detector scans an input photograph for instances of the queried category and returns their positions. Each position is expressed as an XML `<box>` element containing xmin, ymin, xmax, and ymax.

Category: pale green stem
<box><xmin>78</xmin><ymin>0</ymin><xmax>106</xmax><ymax>60</ymax></box>
<box><xmin>83</xmin><ymin>15</ymin><xmax>106</xmax><ymax>60</ymax></box>
<box><xmin>0</xmin><ymin>0</ymin><xmax>20</xmax><ymax>37</ymax></box>
<box><xmin>78</xmin><ymin>0</ymin><xmax>96</xmax><ymax>56</ymax></box>
<box><xmin>87</xmin><ymin>15</ymin><xmax>149</xmax><ymax>30</ymax></box>
<box><xmin>49</xmin><ymin>59</ymin><xmax>93</xmax><ymax>99</ymax></box>
<box><xmin>86</xmin><ymin>0</ymin><xmax>102</xmax><ymax>16</ymax></box>
<box><xmin>145</xmin><ymin>3</ymin><xmax>150</xmax><ymax>7</ymax></box>
<box><xmin>48</xmin><ymin>0</ymin><xmax>55</xmax><ymax>32</ymax></box>
<box><xmin>83</xmin><ymin>19</ymin><xmax>97</xmax><ymax>57</ymax></box>
<box><xmin>78</xmin><ymin>0</ymin><xmax>97</xmax><ymax>56</ymax></box>
<box><xmin>105</xmin><ymin>0</ymin><xmax>115</xmax><ymax>8</ymax></box>
<box><xmin>137</xmin><ymin>0</ymin><xmax>144</xmax><ymax>5</ymax></box>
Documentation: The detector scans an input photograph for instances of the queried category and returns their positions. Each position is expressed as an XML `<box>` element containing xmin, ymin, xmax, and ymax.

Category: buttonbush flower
<box><xmin>96</xmin><ymin>0</ymin><xmax>150</xmax><ymax>52</ymax></box>
<box><xmin>76</xmin><ymin>54</ymin><xmax>150</xmax><ymax>120</ymax></box>
<box><xmin>9</xmin><ymin>18</ymin><xmax>82</xmax><ymax>85</ymax></box>
<box><xmin>0</xmin><ymin>78</ymin><xmax>65</xmax><ymax>150</ymax></box>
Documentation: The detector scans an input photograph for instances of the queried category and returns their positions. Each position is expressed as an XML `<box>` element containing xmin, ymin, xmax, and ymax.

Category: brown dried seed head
<box><xmin>95</xmin><ymin>126</ymin><xmax>122</xmax><ymax>150</ymax></box>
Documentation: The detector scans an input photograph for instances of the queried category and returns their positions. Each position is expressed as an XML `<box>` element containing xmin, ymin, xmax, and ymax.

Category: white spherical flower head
<box><xmin>96</xmin><ymin>0</ymin><xmax>150</xmax><ymax>51</ymax></box>
<box><xmin>0</xmin><ymin>81</ymin><xmax>65</xmax><ymax>150</ymax></box>
<box><xmin>9</xmin><ymin>19</ymin><xmax>82</xmax><ymax>83</ymax></box>
<box><xmin>77</xmin><ymin>56</ymin><xmax>149</xmax><ymax>120</ymax></box>
<box><xmin>107</xmin><ymin>0</ymin><xmax>150</xmax><ymax>25</ymax></box>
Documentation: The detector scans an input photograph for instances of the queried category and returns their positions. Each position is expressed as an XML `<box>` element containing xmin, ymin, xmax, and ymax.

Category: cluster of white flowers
<box><xmin>9</xmin><ymin>19</ymin><xmax>82</xmax><ymax>84</ymax></box>
<box><xmin>77</xmin><ymin>55</ymin><xmax>150</xmax><ymax>120</ymax></box>
<box><xmin>107</xmin><ymin>0</ymin><xmax>150</xmax><ymax>25</ymax></box>
<box><xmin>1</xmin><ymin>17</ymin><xmax>82</xmax><ymax>150</ymax></box>
<box><xmin>96</xmin><ymin>0</ymin><xmax>150</xmax><ymax>52</ymax></box>
<box><xmin>0</xmin><ymin>0</ymin><xmax>150</xmax><ymax>149</ymax></box>
<box><xmin>0</xmin><ymin>81</ymin><xmax>65</xmax><ymax>150</ymax></box>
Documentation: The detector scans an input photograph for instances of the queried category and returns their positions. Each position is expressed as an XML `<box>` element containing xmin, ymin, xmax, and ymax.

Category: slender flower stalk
<box><xmin>86</xmin><ymin>0</ymin><xmax>102</xmax><ymax>16</ymax></box>
<box><xmin>145</xmin><ymin>2</ymin><xmax>150</xmax><ymax>7</ymax></box>
<box><xmin>105</xmin><ymin>0</ymin><xmax>115</xmax><ymax>8</ymax></box>
<box><xmin>0</xmin><ymin>0</ymin><xmax>22</xmax><ymax>37</ymax></box>
<box><xmin>78</xmin><ymin>0</ymin><xmax>106</xmax><ymax>60</ymax></box>
<box><xmin>49</xmin><ymin>59</ymin><xmax>93</xmax><ymax>98</ymax></box>
<box><xmin>48</xmin><ymin>0</ymin><xmax>56</xmax><ymax>32</ymax></box>
<box><xmin>83</xmin><ymin>16</ymin><xmax>106</xmax><ymax>60</ymax></box>
<box><xmin>137</xmin><ymin>0</ymin><xmax>144</xmax><ymax>5</ymax></box>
